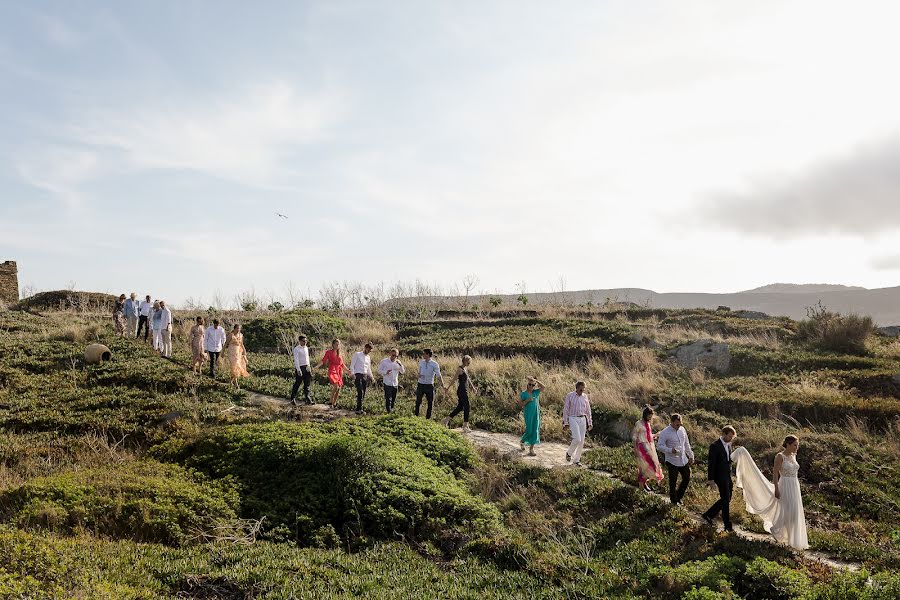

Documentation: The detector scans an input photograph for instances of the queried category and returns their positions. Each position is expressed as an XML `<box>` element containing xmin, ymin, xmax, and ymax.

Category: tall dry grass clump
<box><xmin>797</xmin><ymin>303</ymin><xmax>873</xmax><ymax>355</ymax></box>
<box><xmin>785</xmin><ymin>377</ymin><xmax>850</xmax><ymax>402</ymax></box>
<box><xmin>345</xmin><ymin>318</ymin><xmax>397</xmax><ymax>348</ymax></box>
<box><xmin>638</xmin><ymin>321</ymin><xmax>782</xmax><ymax>350</ymax></box>
<box><xmin>43</xmin><ymin>322</ymin><xmax>101</xmax><ymax>343</ymax></box>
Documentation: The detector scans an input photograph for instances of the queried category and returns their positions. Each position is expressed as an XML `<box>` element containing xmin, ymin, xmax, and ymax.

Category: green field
<box><xmin>0</xmin><ymin>304</ymin><xmax>898</xmax><ymax>598</ymax></box>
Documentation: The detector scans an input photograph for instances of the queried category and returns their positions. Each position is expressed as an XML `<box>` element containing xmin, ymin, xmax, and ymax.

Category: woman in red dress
<box><xmin>320</xmin><ymin>339</ymin><xmax>349</xmax><ymax>409</ymax></box>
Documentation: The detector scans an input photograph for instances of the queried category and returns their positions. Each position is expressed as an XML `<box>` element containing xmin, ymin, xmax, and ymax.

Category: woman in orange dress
<box><xmin>320</xmin><ymin>338</ymin><xmax>349</xmax><ymax>409</ymax></box>
<box><xmin>223</xmin><ymin>324</ymin><xmax>250</xmax><ymax>389</ymax></box>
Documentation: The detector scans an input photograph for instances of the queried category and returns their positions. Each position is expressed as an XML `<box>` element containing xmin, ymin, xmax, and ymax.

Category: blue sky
<box><xmin>3</xmin><ymin>1</ymin><xmax>900</xmax><ymax>305</ymax></box>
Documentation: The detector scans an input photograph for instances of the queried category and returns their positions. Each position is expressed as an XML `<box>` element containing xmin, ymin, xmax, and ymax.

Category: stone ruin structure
<box><xmin>0</xmin><ymin>261</ymin><xmax>18</xmax><ymax>305</ymax></box>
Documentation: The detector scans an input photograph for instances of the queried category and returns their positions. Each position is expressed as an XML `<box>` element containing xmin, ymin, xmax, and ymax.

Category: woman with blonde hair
<box><xmin>223</xmin><ymin>323</ymin><xmax>250</xmax><ymax>389</ymax></box>
<box><xmin>633</xmin><ymin>405</ymin><xmax>663</xmax><ymax>492</ymax></box>
<box><xmin>319</xmin><ymin>338</ymin><xmax>349</xmax><ymax>409</ymax></box>
<box><xmin>443</xmin><ymin>355</ymin><xmax>477</xmax><ymax>431</ymax></box>
<box><xmin>189</xmin><ymin>316</ymin><xmax>207</xmax><ymax>373</ymax></box>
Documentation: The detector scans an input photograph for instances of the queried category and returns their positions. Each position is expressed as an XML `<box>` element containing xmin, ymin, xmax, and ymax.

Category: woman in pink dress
<box><xmin>320</xmin><ymin>339</ymin><xmax>349</xmax><ymax>409</ymax></box>
<box><xmin>633</xmin><ymin>405</ymin><xmax>663</xmax><ymax>492</ymax></box>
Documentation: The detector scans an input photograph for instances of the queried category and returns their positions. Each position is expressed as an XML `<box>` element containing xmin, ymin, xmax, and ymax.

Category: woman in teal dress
<box><xmin>519</xmin><ymin>376</ymin><xmax>545</xmax><ymax>456</ymax></box>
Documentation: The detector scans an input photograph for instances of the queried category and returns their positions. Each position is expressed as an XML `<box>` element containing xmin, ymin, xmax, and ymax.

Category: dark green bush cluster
<box><xmin>14</xmin><ymin>290</ymin><xmax>118</xmax><ymax>313</ymax></box>
<box><xmin>797</xmin><ymin>305</ymin><xmax>874</xmax><ymax>356</ymax></box>
<box><xmin>152</xmin><ymin>417</ymin><xmax>499</xmax><ymax>546</ymax></box>
<box><xmin>241</xmin><ymin>309</ymin><xmax>347</xmax><ymax>352</ymax></box>
<box><xmin>0</xmin><ymin>460</ymin><xmax>240</xmax><ymax>546</ymax></box>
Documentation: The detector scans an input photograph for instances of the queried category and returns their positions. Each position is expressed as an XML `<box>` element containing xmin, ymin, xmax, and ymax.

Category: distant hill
<box><xmin>466</xmin><ymin>284</ymin><xmax>900</xmax><ymax>325</ymax></box>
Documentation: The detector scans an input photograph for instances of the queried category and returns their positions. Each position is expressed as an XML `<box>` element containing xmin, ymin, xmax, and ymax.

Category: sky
<box><xmin>2</xmin><ymin>0</ymin><xmax>900</xmax><ymax>306</ymax></box>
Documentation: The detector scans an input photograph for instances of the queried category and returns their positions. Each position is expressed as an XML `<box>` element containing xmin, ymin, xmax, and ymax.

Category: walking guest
<box><xmin>189</xmin><ymin>317</ymin><xmax>206</xmax><ymax>373</ymax></box>
<box><xmin>320</xmin><ymin>339</ymin><xmax>349</xmax><ymax>409</ymax></box>
<box><xmin>113</xmin><ymin>295</ymin><xmax>127</xmax><ymax>337</ymax></box>
<box><xmin>350</xmin><ymin>343</ymin><xmax>374</xmax><ymax>414</ymax></box>
<box><xmin>150</xmin><ymin>301</ymin><xmax>163</xmax><ymax>350</ymax></box>
<box><xmin>204</xmin><ymin>318</ymin><xmax>226</xmax><ymax>378</ymax></box>
<box><xmin>124</xmin><ymin>293</ymin><xmax>139</xmax><ymax>337</ymax></box>
<box><xmin>289</xmin><ymin>335</ymin><xmax>312</xmax><ymax>406</ymax></box>
<box><xmin>562</xmin><ymin>381</ymin><xmax>592</xmax><ymax>466</ymax></box>
<box><xmin>377</xmin><ymin>347</ymin><xmax>404</xmax><ymax>413</ymax></box>
<box><xmin>633</xmin><ymin>405</ymin><xmax>663</xmax><ymax>492</ymax></box>
<box><xmin>157</xmin><ymin>300</ymin><xmax>173</xmax><ymax>358</ymax></box>
<box><xmin>415</xmin><ymin>349</ymin><xmax>444</xmax><ymax>419</ymax></box>
<box><xmin>443</xmin><ymin>355</ymin><xmax>477</xmax><ymax>431</ymax></box>
<box><xmin>518</xmin><ymin>376</ymin><xmax>544</xmax><ymax>456</ymax></box>
<box><xmin>137</xmin><ymin>295</ymin><xmax>153</xmax><ymax>341</ymax></box>
<box><xmin>702</xmin><ymin>425</ymin><xmax>737</xmax><ymax>532</ymax></box>
<box><xmin>657</xmin><ymin>413</ymin><xmax>695</xmax><ymax>505</ymax></box>
<box><xmin>224</xmin><ymin>324</ymin><xmax>250</xmax><ymax>389</ymax></box>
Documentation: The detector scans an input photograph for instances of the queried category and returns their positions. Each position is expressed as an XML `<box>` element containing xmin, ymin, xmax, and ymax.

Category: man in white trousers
<box><xmin>157</xmin><ymin>300</ymin><xmax>173</xmax><ymax>358</ymax></box>
<box><xmin>562</xmin><ymin>381</ymin><xmax>592</xmax><ymax>466</ymax></box>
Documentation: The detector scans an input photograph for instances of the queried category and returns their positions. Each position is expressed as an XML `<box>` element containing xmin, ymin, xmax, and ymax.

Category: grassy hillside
<box><xmin>0</xmin><ymin>305</ymin><xmax>898</xmax><ymax>598</ymax></box>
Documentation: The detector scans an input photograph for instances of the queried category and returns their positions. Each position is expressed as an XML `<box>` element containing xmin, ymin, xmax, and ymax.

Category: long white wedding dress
<box><xmin>732</xmin><ymin>446</ymin><xmax>809</xmax><ymax>550</ymax></box>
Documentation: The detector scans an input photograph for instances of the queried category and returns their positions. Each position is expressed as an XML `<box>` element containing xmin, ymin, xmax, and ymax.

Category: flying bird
<box><xmin>275</xmin><ymin>212</ymin><xmax>289</xmax><ymax>220</ymax></box>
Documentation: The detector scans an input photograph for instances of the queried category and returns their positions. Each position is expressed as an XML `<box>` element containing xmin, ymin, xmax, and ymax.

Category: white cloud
<box><xmin>15</xmin><ymin>146</ymin><xmax>104</xmax><ymax>208</ymax></box>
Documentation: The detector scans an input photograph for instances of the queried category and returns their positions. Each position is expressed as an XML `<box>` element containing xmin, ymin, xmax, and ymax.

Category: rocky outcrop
<box><xmin>876</xmin><ymin>326</ymin><xmax>900</xmax><ymax>337</ymax></box>
<box><xmin>670</xmin><ymin>339</ymin><xmax>731</xmax><ymax>374</ymax></box>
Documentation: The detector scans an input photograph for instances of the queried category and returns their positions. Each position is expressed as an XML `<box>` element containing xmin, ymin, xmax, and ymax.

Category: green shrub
<box><xmin>241</xmin><ymin>309</ymin><xmax>347</xmax><ymax>352</ymax></box>
<box><xmin>0</xmin><ymin>460</ymin><xmax>240</xmax><ymax>546</ymax></box>
<box><xmin>153</xmin><ymin>420</ymin><xmax>500</xmax><ymax>545</ymax></box>
<box><xmin>797</xmin><ymin>305</ymin><xmax>874</xmax><ymax>356</ymax></box>
<box><xmin>741</xmin><ymin>557</ymin><xmax>809</xmax><ymax>599</ymax></box>
<box><xmin>654</xmin><ymin>555</ymin><xmax>744</xmax><ymax>596</ymax></box>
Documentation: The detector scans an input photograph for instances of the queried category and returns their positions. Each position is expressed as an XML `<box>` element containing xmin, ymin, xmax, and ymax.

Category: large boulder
<box><xmin>876</xmin><ymin>326</ymin><xmax>900</xmax><ymax>337</ymax></box>
<box><xmin>670</xmin><ymin>339</ymin><xmax>731</xmax><ymax>374</ymax></box>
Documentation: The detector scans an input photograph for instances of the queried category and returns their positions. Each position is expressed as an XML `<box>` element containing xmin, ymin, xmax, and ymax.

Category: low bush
<box><xmin>742</xmin><ymin>556</ymin><xmax>809</xmax><ymax>599</ymax></box>
<box><xmin>0</xmin><ymin>460</ymin><xmax>240</xmax><ymax>546</ymax></box>
<box><xmin>797</xmin><ymin>305</ymin><xmax>874</xmax><ymax>356</ymax></box>
<box><xmin>241</xmin><ymin>309</ymin><xmax>347</xmax><ymax>353</ymax></box>
<box><xmin>152</xmin><ymin>420</ymin><xmax>500</xmax><ymax>546</ymax></box>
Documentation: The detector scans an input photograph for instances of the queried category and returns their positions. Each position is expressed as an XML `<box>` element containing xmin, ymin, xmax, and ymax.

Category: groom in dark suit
<box><xmin>703</xmin><ymin>425</ymin><xmax>737</xmax><ymax>532</ymax></box>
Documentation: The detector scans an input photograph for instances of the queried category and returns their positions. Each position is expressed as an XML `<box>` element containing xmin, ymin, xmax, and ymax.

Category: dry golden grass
<box><xmin>42</xmin><ymin>321</ymin><xmax>101</xmax><ymax>343</ymax></box>
<box><xmin>345</xmin><ymin>318</ymin><xmax>397</xmax><ymax>348</ymax></box>
<box><xmin>638</xmin><ymin>321</ymin><xmax>782</xmax><ymax>350</ymax></box>
<box><xmin>785</xmin><ymin>377</ymin><xmax>850</xmax><ymax>402</ymax></box>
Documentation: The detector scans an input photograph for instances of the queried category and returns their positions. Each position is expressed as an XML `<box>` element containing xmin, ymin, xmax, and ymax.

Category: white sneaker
<box><xmin>462</xmin><ymin>423</ymin><xmax>470</xmax><ymax>432</ymax></box>
<box><xmin>441</xmin><ymin>417</ymin><xmax>451</xmax><ymax>428</ymax></box>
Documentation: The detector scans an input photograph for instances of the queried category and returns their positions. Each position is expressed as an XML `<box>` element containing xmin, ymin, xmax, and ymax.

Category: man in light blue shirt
<box><xmin>415</xmin><ymin>348</ymin><xmax>445</xmax><ymax>419</ymax></box>
<box><xmin>124</xmin><ymin>293</ymin><xmax>139</xmax><ymax>337</ymax></box>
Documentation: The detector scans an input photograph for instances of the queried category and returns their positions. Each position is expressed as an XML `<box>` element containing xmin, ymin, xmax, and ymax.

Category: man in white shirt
<box><xmin>137</xmin><ymin>295</ymin><xmax>153</xmax><ymax>342</ymax></box>
<box><xmin>204</xmin><ymin>318</ymin><xmax>227</xmax><ymax>378</ymax></box>
<box><xmin>289</xmin><ymin>335</ymin><xmax>312</xmax><ymax>406</ymax></box>
<box><xmin>656</xmin><ymin>413</ymin><xmax>695</xmax><ymax>505</ymax></box>
<box><xmin>350</xmin><ymin>343</ymin><xmax>374</xmax><ymax>414</ymax></box>
<box><xmin>377</xmin><ymin>347</ymin><xmax>405</xmax><ymax>413</ymax></box>
<box><xmin>415</xmin><ymin>348</ymin><xmax>444</xmax><ymax>419</ymax></box>
<box><xmin>157</xmin><ymin>300</ymin><xmax>173</xmax><ymax>358</ymax></box>
<box><xmin>562</xmin><ymin>381</ymin><xmax>593</xmax><ymax>466</ymax></box>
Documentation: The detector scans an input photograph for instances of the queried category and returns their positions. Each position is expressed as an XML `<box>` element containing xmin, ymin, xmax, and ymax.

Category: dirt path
<box><xmin>223</xmin><ymin>381</ymin><xmax>862</xmax><ymax>572</ymax></box>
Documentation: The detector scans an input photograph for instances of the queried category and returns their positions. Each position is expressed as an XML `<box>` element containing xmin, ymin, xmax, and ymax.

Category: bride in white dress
<box><xmin>731</xmin><ymin>435</ymin><xmax>809</xmax><ymax>550</ymax></box>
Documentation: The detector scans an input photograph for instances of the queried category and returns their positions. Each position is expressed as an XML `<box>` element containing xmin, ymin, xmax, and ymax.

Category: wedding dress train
<box><xmin>732</xmin><ymin>446</ymin><xmax>809</xmax><ymax>550</ymax></box>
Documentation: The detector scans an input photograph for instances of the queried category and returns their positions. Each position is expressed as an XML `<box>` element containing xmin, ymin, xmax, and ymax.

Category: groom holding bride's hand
<box><xmin>702</xmin><ymin>425</ymin><xmax>737</xmax><ymax>532</ymax></box>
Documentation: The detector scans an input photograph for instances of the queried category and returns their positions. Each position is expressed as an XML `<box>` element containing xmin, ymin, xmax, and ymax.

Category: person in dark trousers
<box><xmin>137</xmin><ymin>294</ymin><xmax>152</xmax><ymax>341</ymax></box>
<box><xmin>289</xmin><ymin>335</ymin><xmax>312</xmax><ymax>405</ymax></box>
<box><xmin>703</xmin><ymin>425</ymin><xmax>737</xmax><ymax>532</ymax></box>
<box><xmin>443</xmin><ymin>355</ymin><xmax>477</xmax><ymax>431</ymax></box>
<box><xmin>415</xmin><ymin>348</ymin><xmax>444</xmax><ymax>419</ymax></box>
<box><xmin>204</xmin><ymin>318</ymin><xmax>227</xmax><ymax>379</ymax></box>
<box><xmin>350</xmin><ymin>343</ymin><xmax>374</xmax><ymax>414</ymax></box>
<box><xmin>377</xmin><ymin>347</ymin><xmax>404</xmax><ymax>413</ymax></box>
<box><xmin>656</xmin><ymin>413</ymin><xmax>695</xmax><ymax>505</ymax></box>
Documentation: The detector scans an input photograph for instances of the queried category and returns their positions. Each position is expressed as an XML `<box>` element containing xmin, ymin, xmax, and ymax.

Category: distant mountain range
<box><xmin>472</xmin><ymin>284</ymin><xmax>900</xmax><ymax>325</ymax></box>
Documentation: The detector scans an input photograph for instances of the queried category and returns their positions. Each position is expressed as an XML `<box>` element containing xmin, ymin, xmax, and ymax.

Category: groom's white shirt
<box><xmin>657</xmin><ymin>425</ymin><xmax>694</xmax><ymax>467</ymax></box>
<box><xmin>720</xmin><ymin>437</ymin><xmax>732</xmax><ymax>461</ymax></box>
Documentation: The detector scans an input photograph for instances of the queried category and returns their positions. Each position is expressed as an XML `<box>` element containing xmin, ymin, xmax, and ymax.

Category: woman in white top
<box><xmin>732</xmin><ymin>435</ymin><xmax>809</xmax><ymax>550</ymax></box>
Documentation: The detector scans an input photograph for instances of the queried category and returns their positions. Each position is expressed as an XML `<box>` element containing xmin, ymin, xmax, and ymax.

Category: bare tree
<box><xmin>462</xmin><ymin>274</ymin><xmax>480</xmax><ymax>305</ymax></box>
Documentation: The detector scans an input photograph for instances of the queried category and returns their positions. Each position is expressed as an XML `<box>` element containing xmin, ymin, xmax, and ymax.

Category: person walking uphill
<box><xmin>633</xmin><ymin>405</ymin><xmax>663</xmax><ymax>492</ymax></box>
<box><xmin>189</xmin><ymin>317</ymin><xmax>207</xmax><ymax>373</ymax></box>
<box><xmin>204</xmin><ymin>318</ymin><xmax>226</xmax><ymax>378</ymax></box>
<box><xmin>320</xmin><ymin>339</ymin><xmax>350</xmax><ymax>409</ymax></box>
<box><xmin>157</xmin><ymin>300</ymin><xmax>173</xmax><ymax>358</ymax></box>
<box><xmin>378</xmin><ymin>348</ymin><xmax>404</xmax><ymax>413</ymax></box>
<box><xmin>415</xmin><ymin>349</ymin><xmax>445</xmax><ymax>419</ymax></box>
<box><xmin>657</xmin><ymin>413</ymin><xmax>695</xmax><ymax>505</ymax></box>
<box><xmin>137</xmin><ymin>295</ymin><xmax>152</xmax><ymax>341</ymax></box>
<box><xmin>150</xmin><ymin>301</ymin><xmax>163</xmax><ymax>350</ymax></box>
<box><xmin>289</xmin><ymin>335</ymin><xmax>312</xmax><ymax>405</ymax></box>
<box><xmin>703</xmin><ymin>425</ymin><xmax>737</xmax><ymax>532</ymax></box>
<box><xmin>518</xmin><ymin>377</ymin><xmax>544</xmax><ymax>456</ymax></box>
<box><xmin>350</xmin><ymin>343</ymin><xmax>374</xmax><ymax>414</ymax></box>
<box><xmin>113</xmin><ymin>295</ymin><xmax>127</xmax><ymax>337</ymax></box>
<box><xmin>562</xmin><ymin>381</ymin><xmax>592</xmax><ymax>466</ymax></box>
<box><xmin>124</xmin><ymin>293</ymin><xmax>139</xmax><ymax>337</ymax></box>
<box><xmin>443</xmin><ymin>355</ymin><xmax>477</xmax><ymax>431</ymax></box>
